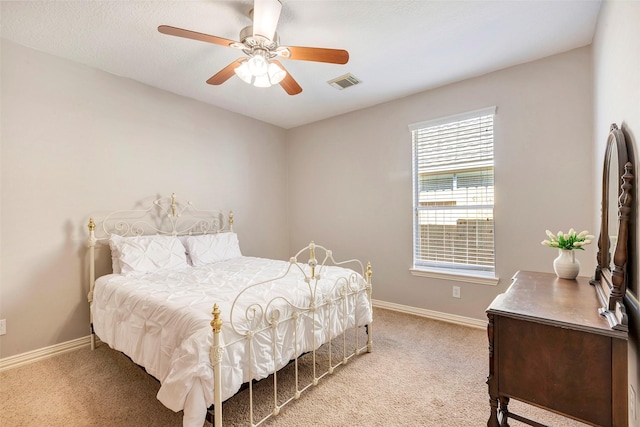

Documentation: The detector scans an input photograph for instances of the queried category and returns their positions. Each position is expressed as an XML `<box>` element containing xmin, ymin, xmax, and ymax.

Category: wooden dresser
<box><xmin>486</xmin><ymin>270</ymin><xmax>628</xmax><ymax>426</ymax></box>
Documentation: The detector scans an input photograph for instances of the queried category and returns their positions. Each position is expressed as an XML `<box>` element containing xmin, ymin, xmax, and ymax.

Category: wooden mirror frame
<box><xmin>592</xmin><ymin>123</ymin><xmax>632</xmax><ymax>331</ymax></box>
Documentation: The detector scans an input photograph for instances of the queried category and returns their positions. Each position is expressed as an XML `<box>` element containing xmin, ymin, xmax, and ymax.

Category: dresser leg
<box><xmin>487</xmin><ymin>313</ymin><xmax>500</xmax><ymax>427</ymax></box>
<box><xmin>488</xmin><ymin>397</ymin><xmax>500</xmax><ymax>427</ymax></box>
<box><xmin>499</xmin><ymin>397</ymin><xmax>510</xmax><ymax>427</ymax></box>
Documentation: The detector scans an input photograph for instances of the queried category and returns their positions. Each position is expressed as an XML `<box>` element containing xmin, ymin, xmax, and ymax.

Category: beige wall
<box><xmin>0</xmin><ymin>40</ymin><xmax>289</xmax><ymax>358</ymax></box>
<box><xmin>593</xmin><ymin>0</ymin><xmax>640</xmax><ymax>422</ymax></box>
<box><xmin>287</xmin><ymin>47</ymin><xmax>594</xmax><ymax>321</ymax></box>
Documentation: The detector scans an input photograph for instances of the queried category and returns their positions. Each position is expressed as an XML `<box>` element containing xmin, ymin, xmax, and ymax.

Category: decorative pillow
<box><xmin>109</xmin><ymin>234</ymin><xmax>189</xmax><ymax>274</ymax></box>
<box><xmin>185</xmin><ymin>233</ymin><xmax>242</xmax><ymax>267</ymax></box>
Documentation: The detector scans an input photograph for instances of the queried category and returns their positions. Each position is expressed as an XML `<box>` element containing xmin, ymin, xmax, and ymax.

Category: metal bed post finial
<box><xmin>228</xmin><ymin>210</ymin><xmax>234</xmax><ymax>232</ymax></box>
<box><xmin>171</xmin><ymin>193</ymin><xmax>177</xmax><ymax>218</ymax></box>
<box><xmin>211</xmin><ymin>304</ymin><xmax>223</xmax><ymax>334</ymax></box>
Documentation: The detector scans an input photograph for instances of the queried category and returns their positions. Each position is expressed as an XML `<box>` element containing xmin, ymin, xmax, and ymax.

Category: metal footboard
<box><xmin>210</xmin><ymin>242</ymin><xmax>373</xmax><ymax>426</ymax></box>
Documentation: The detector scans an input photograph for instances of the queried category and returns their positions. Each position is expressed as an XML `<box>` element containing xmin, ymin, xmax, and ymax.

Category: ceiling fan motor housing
<box><xmin>239</xmin><ymin>25</ymin><xmax>279</xmax><ymax>53</ymax></box>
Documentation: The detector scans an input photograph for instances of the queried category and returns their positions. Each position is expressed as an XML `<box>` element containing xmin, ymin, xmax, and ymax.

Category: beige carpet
<box><xmin>0</xmin><ymin>308</ymin><xmax>588</xmax><ymax>426</ymax></box>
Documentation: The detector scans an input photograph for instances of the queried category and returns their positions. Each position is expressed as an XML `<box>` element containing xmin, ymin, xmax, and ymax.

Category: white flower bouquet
<box><xmin>541</xmin><ymin>229</ymin><xmax>595</xmax><ymax>251</ymax></box>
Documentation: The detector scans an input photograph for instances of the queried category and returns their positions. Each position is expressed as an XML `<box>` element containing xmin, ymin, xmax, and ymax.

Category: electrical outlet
<box><xmin>0</xmin><ymin>319</ymin><xmax>6</xmax><ymax>336</ymax></box>
<box><xmin>452</xmin><ymin>286</ymin><xmax>461</xmax><ymax>298</ymax></box>
<box><xmin>631</xmin><ymin>384</ymin><xmax>637</xmax><ymax>421</ymax></box>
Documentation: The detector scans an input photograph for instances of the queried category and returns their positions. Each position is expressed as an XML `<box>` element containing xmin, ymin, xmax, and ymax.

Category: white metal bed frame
<box><xmin>87</xmin><ymin>194</ymin><xmax>373</xmax><ymax>426</ymax></box>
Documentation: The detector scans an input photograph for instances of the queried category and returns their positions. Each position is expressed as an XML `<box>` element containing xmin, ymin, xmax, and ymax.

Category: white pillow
<box><xmin>108</xmin><ymin>237</ymin><xmax>123</xmax><ymax>274</ymax></box>
<box><xmin>185</xmin><ymin>233</ymin><xmax>242</xmax><ymax>267</ymax></box>
<box><xmin>109</xmin><ymin>234</ymin><xmax>189</xmax><ymax>274</ymax></box>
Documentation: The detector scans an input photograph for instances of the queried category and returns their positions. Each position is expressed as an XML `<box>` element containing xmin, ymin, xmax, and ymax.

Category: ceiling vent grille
<box><xmin>328</xmin><ymin>73</ymin><xmax>362</xmax><ymax>90</ymax></box>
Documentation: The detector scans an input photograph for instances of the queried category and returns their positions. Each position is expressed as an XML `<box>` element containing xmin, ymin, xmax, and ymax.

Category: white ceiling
<box><xmin>1</xmin><ymin>1</ymin><xmax>602</xmax><ymax>129</ymax></box>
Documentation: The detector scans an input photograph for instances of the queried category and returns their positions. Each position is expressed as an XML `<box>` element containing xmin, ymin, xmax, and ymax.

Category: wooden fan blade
<box><xmin>158</xmin><ymin>25</ymin><xmax>238</xmax><ymax>48</ymax></box>
<box><xmin>282</xmin><ymin>46</ymin><xmax>349</xmax><ymax>64</ymax></box>
<box><xmin>206</xmin><ymin>59</ymin><xmax>245</xmax><ymax>85</ymax></box>
<box><xmin>272</xmin><ymin>60</ymin><xmax>302</xmax><ymax>95</ymax></box>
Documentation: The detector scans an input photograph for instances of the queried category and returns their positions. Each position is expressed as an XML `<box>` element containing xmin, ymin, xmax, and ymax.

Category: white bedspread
<box><xmin>91</xmin><ymin>256</ymin><xmax>372</xmax><ymax>426</ymax></box>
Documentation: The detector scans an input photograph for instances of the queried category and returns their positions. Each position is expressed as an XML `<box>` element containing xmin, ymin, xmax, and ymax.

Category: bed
<box><xmin>86</xmin><ymin>194</ymin><xmax>373</xmax><ymax>426</ymax></box>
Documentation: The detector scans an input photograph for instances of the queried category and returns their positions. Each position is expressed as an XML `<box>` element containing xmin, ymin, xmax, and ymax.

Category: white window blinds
<box><xmin>410</xmin><ymin>107</ymin><xmax>496</xmax><ymax>273</ymax></box>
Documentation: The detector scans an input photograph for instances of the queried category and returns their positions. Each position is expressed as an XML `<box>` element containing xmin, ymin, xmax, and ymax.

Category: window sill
<box><xmin>410</xmin><ymin>268</ymin><xmax>499</xmax><ymax>286</ymax></box>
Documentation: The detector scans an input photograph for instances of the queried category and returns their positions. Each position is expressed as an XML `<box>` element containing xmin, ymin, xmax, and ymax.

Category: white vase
<box><xmin>553</xmin><ymin>249</ymin><xmax>580</xmax><ymax>279</ymax></box>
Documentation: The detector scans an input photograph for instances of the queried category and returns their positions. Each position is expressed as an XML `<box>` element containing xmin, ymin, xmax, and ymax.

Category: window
<box><xmin>410</xmin><ymin>107</ymin><xmax>496</xmax><ymax>281</ymax></box>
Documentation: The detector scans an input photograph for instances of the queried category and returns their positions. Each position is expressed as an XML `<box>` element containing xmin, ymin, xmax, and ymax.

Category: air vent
<box><xmin>327</xmin><ymin>73</ymin><xmax>362</xmax><ymax>90</ymax></box>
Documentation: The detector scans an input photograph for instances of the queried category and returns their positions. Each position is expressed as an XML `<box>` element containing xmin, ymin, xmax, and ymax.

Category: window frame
<box><xmin>409</xmin><ymin>107</ymin><xmax>499</xmax><ymax>285</ymax></box>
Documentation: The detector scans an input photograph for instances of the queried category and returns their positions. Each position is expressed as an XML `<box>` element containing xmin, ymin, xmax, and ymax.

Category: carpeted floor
<box><xmin>0</xmin><ymin>308</ymin><xmax>588</xmax><ymax>426</ymax></box>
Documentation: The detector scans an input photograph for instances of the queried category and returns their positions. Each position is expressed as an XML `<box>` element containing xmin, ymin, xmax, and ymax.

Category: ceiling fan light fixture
<box><xmin>234</xmin><ymin>60</ymin><xmax>253</xmax><ymax>84</ymax></box>
<box><xmin>247</xmin><ymin>54</ymin><xmax>269</xmax><ymax>76</ymax></box>
<box><xmin>267</xmin><ymin>62</ymin><xmax>286</xmax><ymax>85</ymax></box>
<box><xmin>253</xmin><ymin>73</ymin><xmax>272</xmax><ymax>88</ymax></box>
<box><xmin>234</xmin><ymin>53</ymin><xmax>286</xmax><ymax>88</ymax></box>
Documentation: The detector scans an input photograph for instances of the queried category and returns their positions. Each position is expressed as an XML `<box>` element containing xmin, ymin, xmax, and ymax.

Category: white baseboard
<box><xmin>372</xmin><ymin>299</ymin><xmax>487</xmax><ymax>329</ymax></box>
<box><xmin>0</xmin><ymin>335</ymin><xmax>91</xmax><ymax>372</ymax></box>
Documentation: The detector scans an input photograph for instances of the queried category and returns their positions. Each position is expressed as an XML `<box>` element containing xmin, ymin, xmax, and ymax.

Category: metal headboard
<box><xmin>88</xmin><ymin>193</ymin><xmax>233</xmax><ymax>241</ymax></box>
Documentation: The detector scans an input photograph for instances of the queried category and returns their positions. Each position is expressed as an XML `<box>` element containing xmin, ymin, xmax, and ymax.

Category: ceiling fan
<box><xmin>158</xmin><ymin>0</ymin><xmax>349</xmax><ymax>95</ymax></box>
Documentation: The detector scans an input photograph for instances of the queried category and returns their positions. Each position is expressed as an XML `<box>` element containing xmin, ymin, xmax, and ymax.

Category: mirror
<box><xmin>607</xmin><ymin>135</ymin><xmax>624</xmax><ymax>269</ymax></box>
<box><xmin>592</xmin><ymin>123</ymin><xmax>632</xmax><ymax>331</ymax></box>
